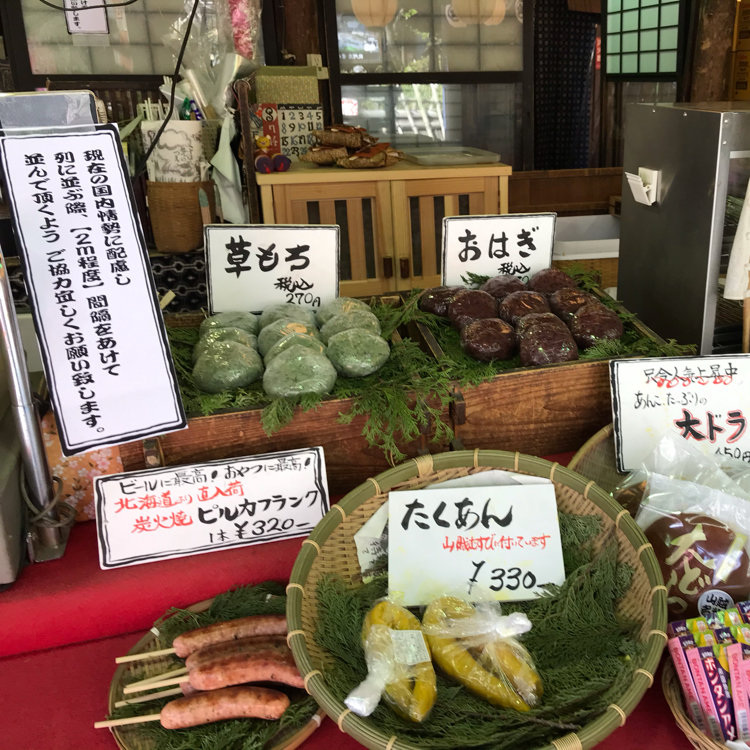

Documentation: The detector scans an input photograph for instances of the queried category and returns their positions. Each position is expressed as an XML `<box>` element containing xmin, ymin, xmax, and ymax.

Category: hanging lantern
<box><xmin>351</xmin><ymin>0</ymin><xmax>398</xmax><ymax>27</ymax></box>
<box><xmin>451</xmin><ymin>0</ymin><xmax>507</xmax><ymax>25</ymax></box>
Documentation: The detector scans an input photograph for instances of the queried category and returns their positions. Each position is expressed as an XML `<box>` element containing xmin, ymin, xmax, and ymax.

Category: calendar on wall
<box><xmin>250</xmin><ymin>103</ymin><xmax>324</xmax><ymax>159</ymax></box>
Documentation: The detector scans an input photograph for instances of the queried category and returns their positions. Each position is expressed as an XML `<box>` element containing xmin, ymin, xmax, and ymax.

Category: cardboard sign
<box><xmin>610</xmin><ymin>355</ymin><xmax>750</xmax><ymax>471</ymax></box>
<box><xmin>64</xmin><ymin>0</ymin><xmax>109</xmax><ymax>34</ymax></box>
<box><xmin>249</xmin><ymin>103</ymin><xmax>324</xmax><ymax>159</ymax></box>
<box><xmin>204</xmin><ymin>224</ymin><xmax>339</xmax><ymax>314</ymax></box>
<box><xmin>442</xmin><ymin>213</ymin><xmax>556</xmax><ymax>286</ymax></box>
<box><xmin>388</xmin><ymin>483</ymin><xmax>565</xmax><ymax>606</ymax></box>
<box><xmin>0</xmin><ymin>125</ymin><xmax>186</xmax><ymax>454</ymax></box>
<box><xmin>95</xmin><ymin>447</ymin><xmax>330</xmax><ymax>568</ymax></box>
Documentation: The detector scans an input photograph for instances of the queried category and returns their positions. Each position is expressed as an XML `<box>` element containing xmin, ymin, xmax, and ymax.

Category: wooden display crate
<box><xmin>117</xmin><ymin>302</ymin><xmax>441</xmax><ymax>496</ymax></box>
<box><xmin>117</xmin><ymin>294</ymin><xmax>666</xmax><ymax>496</ymax></box>
<box><xmin>413</xmin><ymin>292</ymin><xmax>669</xmax><ymax>458</ymax></box>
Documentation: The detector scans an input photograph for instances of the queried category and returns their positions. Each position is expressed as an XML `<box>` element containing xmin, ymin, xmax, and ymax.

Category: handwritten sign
<box><xmin>64</xmin><ymin>0</ymin><xmax>109</xmax><ymax>34</ymax></box>
<box><xmin>442</xmin><ymin>213</ymin><xmax>555</xmax><ymax>286</ymax></box>
<box><xmin>610</xmin><ymin>355</ymin><xmax>750</xmax><ymax>472</ymax></box>
<box><xmin>0</xmin><ymin>125</ymin><xmax>186</xmax><ymax>455</ymax></box>
<box><xmin>388</xmin><ymin>483</ymin><xmax>565</xmax><ymax>606</ymax></box>
<box><xmin>94</xmin><ymin>447</ymin><xmax>330</xmax><ymax>569</ymax></box>
<box><xmin>204</xmin><ymin>224</ymin><xmax>339</xmax><ymax>314</ymax></box>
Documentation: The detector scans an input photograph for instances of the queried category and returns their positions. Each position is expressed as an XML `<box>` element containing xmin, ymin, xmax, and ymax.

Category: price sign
<box><xmin>204</xmin><ymin>224</ymin><xmax>339</xmax><ymax>314</ymax></box>
<box><xmin>388</xmin><ymin>483</ymin><xmax>565</xmax><ymax>606</ymax></box>
<box><xmin>610</xmin><ymin>355</ymin><xmax>750</xmax><ymax>471</ymax></box>
<box><xmin>95</xmin><ymin>447</ymin><xmax>330</xmax><ymax>569</ymax></box>
<box><xmin>0</xmin><ymin>124</ymin><xmax>186</xmax><ymax>455</ymax></box>
<box><xmin>442</xmin><ymin>213</ymin><xmax>556</xmax><ymax>286</ymax></box>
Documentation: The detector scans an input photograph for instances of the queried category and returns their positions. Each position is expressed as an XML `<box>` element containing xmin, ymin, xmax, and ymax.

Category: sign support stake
<box><xmin>0</xmin><ymin>245</ymin><xmax>68</xmax><ymax>562</ymax></box>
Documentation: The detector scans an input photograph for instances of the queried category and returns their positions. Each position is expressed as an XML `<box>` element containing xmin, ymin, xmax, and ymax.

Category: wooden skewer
<box><xmin>115</xmin><ymin>687</ymin><xmax>184</xmax><ymax>708</ymax></box>
<box><xmin>123</xmin><ymin>674</ymin><xmax>188</xmax><ymax>694</ymax></box>
<box><xmin>95</xmin><ymin>713</ymin><xmax>161</xmax><ymax>729</ymax></box>
<box><xmin>124</xmin><ymin>666</ymin><xmax>188</xmax><ymax>689</ymax></box>
<box><xmin>115</xmin><ymin>646</ymin><xmax>177</xmax><ymax>664</ymax></box>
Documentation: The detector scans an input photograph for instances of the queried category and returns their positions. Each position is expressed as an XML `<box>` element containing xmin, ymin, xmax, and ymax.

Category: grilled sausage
<box><xmin>172</xmin><ymin>615</ymin><xmax>287</xmax><ymax>658</ymax></box>
<box><xmin>185</xmin><ymin>634</ymin><xmax>289</xmax><ymax>672</ymax></box>
<box><xmin>188</xmin><ymin>647</ymin><xmax>305</xmax><ymax>691</ymax></box>
<box><xmin>160</xmin><ymin>685</ymin><xmax>290</xmax><ymax>728</ymax></box>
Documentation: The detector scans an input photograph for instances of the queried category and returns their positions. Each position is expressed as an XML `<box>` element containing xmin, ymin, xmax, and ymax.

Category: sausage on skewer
<box><xmin>95</xmin><ymin>685</ymin><xmax>290</xmax><ymax>730</ymax></box>
<box><xmin>173</xmin><ymin>615</ymin><xmax>288</xmax><ymax>658</ymax></box>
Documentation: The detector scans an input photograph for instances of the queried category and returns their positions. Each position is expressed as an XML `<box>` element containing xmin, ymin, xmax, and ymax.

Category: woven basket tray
<box><xmin>286</xmin><ymin>449</ymin><xmax>668</xmax><ymax>750</ymax></box>
<box><xmin>107</xmin><ymin>596</ymin><xmax>323</xmax><ymax>750</ymax></box>
<box><xmin>567</xmin><ymin>424</ymin><xmax>627</xmax><ymax>496</ymax></box>
<box><xmin>661</xmin><ymin>662</ymin><xmax>724</xmax><ymax>750</ymax></box>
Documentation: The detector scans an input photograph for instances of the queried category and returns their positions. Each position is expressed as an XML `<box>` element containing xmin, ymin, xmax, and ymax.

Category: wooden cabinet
<box><xmin>255</xmin><ymin>160</ymin><xmax>512</xmax><ymax>296</ymax></box>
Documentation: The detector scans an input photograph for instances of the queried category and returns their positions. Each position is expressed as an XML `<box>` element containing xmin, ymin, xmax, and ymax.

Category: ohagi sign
<box><xmin>205</xmin><ymin>224</ymin><xmax>339</xmax><ymax>314</ymax></box>
<box><xmin>442</xmin><ymin>213</ymin><xmax>555</xmax><ymax>286</ymax></box>
<box><xmin>0</xmin><ymin>125</ymin><xmax>186</xmax><ymax>454</ymax></box>
<box><xmin>388</xmin><ymin>483</ymin><xmax>565</xmax><ymax>607</ymax></box>
<box><xmin>610</xmin><ymin>355</ymin><xmax>750</xmax><ymax>471</ymax></box>
<box><xmin>95</xmin><ymin>447</ymin><xmax>330</xmax><ymax>568</ymax></box>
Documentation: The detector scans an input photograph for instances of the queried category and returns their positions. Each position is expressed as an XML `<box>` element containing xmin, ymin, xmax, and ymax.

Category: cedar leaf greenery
<box><xmin>313</xmin><ymin>513</ymin><xmax>645</xmax><ymax>749</ymax></box>
<box><xmin>166</xmin><ymin>276</ymin><xmax>692</xmax><ymax>465</ymax></box>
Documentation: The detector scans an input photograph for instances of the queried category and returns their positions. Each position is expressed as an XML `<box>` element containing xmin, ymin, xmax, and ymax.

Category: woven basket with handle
<box><xmin>286</xmin><ymin>449</ymin><xmax>668</xmax><ymax>750</ymax></box>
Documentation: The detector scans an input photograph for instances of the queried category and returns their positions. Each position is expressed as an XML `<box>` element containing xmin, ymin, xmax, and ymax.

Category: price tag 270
<box><xmin>388</xmin><ymin>483</ymin><xmax>565</xmax><ymax>606</ymax></box>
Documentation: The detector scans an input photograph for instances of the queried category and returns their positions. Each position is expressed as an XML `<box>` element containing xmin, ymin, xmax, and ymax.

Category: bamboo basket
<box><xmin>286</xmin><ymin>449</ymin><xmax>668</xmax><ymax>750</ymax></box>
<box><xmin>661</xmin><ymin>662</ymin><xmax>724</xmax><ymax>750</ymax></box>
<box><xmin>567</xmin><ymin>424</ymin><xmax>627</xmax><ymax>496</ymax></box>
<box><xmin>106</xmin><ymin>595</ymin><xmax>324</xmax><ymax>750</ymax></box>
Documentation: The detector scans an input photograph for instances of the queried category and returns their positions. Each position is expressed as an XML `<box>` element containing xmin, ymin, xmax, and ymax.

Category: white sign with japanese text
<box><xmin>0</xmin><ymin>125</ymin><xmax>186</xmax><ymax>455</ymax></box>
<box><xmin>95</xmin><ymin>446</ymin><xmax>330</xmax><ymax>569</ymax></box>
<box><xmin>442</xmin><ymin>213</ymin><xmax>556</xmax><ymax>286</ymax></box>
<box><xmin>610</xmin><ymin>355</ymin><xmax>750</xmax><ymax>472</ymax></box>
<box><xmin>204</xmin><ymin>224</ymin><xmax>339</xmax><ymax>314</ymax></box>
<box><xmin>64</xmin><ymin>0</ymin><xmax>110</xmax><ymax>34</ymax></box>
<box><xmin>388</xmin><ymin>483</ymin><xmax>565</xmax><ymax>606</ymax></box>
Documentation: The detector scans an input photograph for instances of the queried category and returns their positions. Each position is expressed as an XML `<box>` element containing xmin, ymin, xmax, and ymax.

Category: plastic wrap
<box><xmin>327</xmin><ymin>329</ymin><xmax>390</xmax><ymax>377</ymax></box>
<box><xmin>259</xmin><ymin>303</ymin><xmax>318</xmax><ymax>331</ymax></box>
<box><xmin>345</xmin><ymin>600</ymin><xmax>436</xmax><ymax>722</ymax></box>
<box><xmin>316</xmin><ymin>297</ymin><xmax>372</xmax><ymax>326</ymax></box>
<box><xmin>447</xmin><ymin>289</ymin><xmax>498</xmax><ymax>329</ymax></box>
<box><xmin>163</xmin><ymin>0</ymin><xmax>261</xmax><ymax>119</ymax></box>
<box><xmin>548</xmin><ymin>288</ymin><xmax>598</xmax><ymax>323</ymax></box>
<box><xmin>527</xmin><ymin>268</ymin><xmax>578</xmax><ymax>295</ymax></box>
<box><xmin>569</xmin><ymin>303</ymin><xmax>624</xmax><ymax>349</ymax></box>
<box><xmin>422</xmin><ymin>596</ymin><xmax>542</xmax><ymax>710</ymax></box>
<box><xmin>262</xmin><ymin>347</ymin><xmax>336</xmax><ymax>397</ymax></box>
<box><xmin>417</xmin><ymin>286</ymin><xmax>464</xmax><ymax>317</ymax></box>
<box><xmin>199</xmin><ymin>311</ymin><xmax>260</xmax><ymax>336</ymax></box>
<box><xmin>460</xmin><ymin>318</ymin><xmax>515</xmax><ymax>361</ymax></box>
<box><xmin>624</xmin><ymin>435</ymin><xmax>750</xmax><ymax>618</ymax></box>
<box><xmin>497</xmin><ymin>290</ymin><xmax>550</xmax><ymax>325</ymax></box>
<box><xmin>192</xmin><ymin>341</ymin><xmax>263</xmax><ymax>393</ymax></box>
<box><xmin>257</xmin><ymin>318</ymin><xmax>319</xmax><ymax>358</ymax></box>
<box><xmin>193</xmin><ymin>326</ymin><xmax>257</xmax><ymax>362</ymax></box>
<box><xmin>516</xmin><ymin>315</ymin><xmax>578</xmax><ymax>366</ymax></box>
<box><xmin>319</xmin><ymin>310</ymin><xmax>381</xmax><ymax>344</ymax></box>
<box><xmin>263</xmin><ymin>333</ymin><xmax>326</xmax><ymax>364</ymax></box>
<box><xmin>480</xmin><ymin>275</ymin><xmax>527</xmax><ymax>301</ymax></box>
